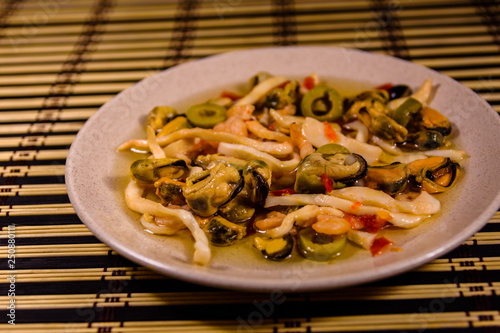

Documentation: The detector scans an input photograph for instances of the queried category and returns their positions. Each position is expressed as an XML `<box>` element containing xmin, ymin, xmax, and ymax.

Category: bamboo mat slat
<box><xmin>0</xmin><ymin>0</ymin><xmax>499</xmax><ymax>331</ymax></box>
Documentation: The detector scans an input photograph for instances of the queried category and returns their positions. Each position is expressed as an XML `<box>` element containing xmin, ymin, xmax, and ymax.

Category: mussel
<box><xmin>204</xmin><ymin>216</ymin><xmax>247</xmax><ymax>246</ymax></box>
<box><xmin>193</xmin><ymin>154</ymin><xmax>247</xmax><ymax>171</ymax></box>
<box><xmin>146</xmin><ymin>106</ymin><xmax>177</xmax><ymax>132</ymax></box>
<box><xmin>242</xmin><ymin>160</ymin><xmax>272</xmax><ymax>207</ymax></box>
<box><xmin>417</xmin><ymin>106</ymin><xmax>452</xmax><ymax>136</ymax></box>
<box><xmin>218</xmin><ymin>196</ymin><xmax>255</xmax><ymax>223</ymax></box>
<box><xmin>182</xmin><ymin>163</ymin><xmax>243</xmax><ymax>216</ymax></box>
<box><xmin>407</xmin><ymin>157</ymin><xmax>460</xmax><ymax>193</ymax></box>
<box><xmin>388</xmin><ymin>84</ymin><xmax>412</xmax><ymax>100</ymax></box>
<box><xmin>130</xmin><ymin>158</ymin><xmax>188</xmax><ymax>184</ymax></box>
<box><xmin>253</xmin><ymin>234</ymin><xmax>294</xmax><ymax>261</ymax></box>
<box><xmin>295</xmin><ymin>151</ymin><xmax>368</xmax><ymax>193</ymax></box>
<box><xmin>262</xmin><ymin>80</ymin><xmax>298</xmax><ymax>110</ymax></box>
<box><xmin>154</xmin><ymin>178</ymin><xmax>185</xmax><ymax>205</ymax></box>
<box><xmin>364</xmin><ymin>162</ymin><xmax>410</xmax><ymax>195</ymax></box>
<box><xmin>399</xmin><ymin>130</ymin><xmax>445</xmax><ymax>151</ymax></box>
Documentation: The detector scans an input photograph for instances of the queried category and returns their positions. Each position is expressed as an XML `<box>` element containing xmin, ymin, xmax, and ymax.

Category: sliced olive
<box><xmin>365</xmin><ymin>162</ymin><xmax>410</xmax><ymax>195</ymax></box>
<box><xmin>130</xmin><ymin>158</ymin><xmax>188</xmax><ymax>184</ymax></box>
<box><xmin>315</xmin><ymin>143</ymin><xmax>350</xmax><ymax>155</ymax></box>
<box><xmin>183</xmin><ymin>163</ymin><xmax>243</xmax><ymax>216</ymax></box>
<box><xmin>392</xmin><ymin>97</ymin><xmax>422</xmax><ymax>128</ymax></box>
<box><xmin>219</xmin><ymin>196</ymin><xmax>255</xmax><ymax>223</ymax></box>
<box><xmin>301</xmin><ymin>84</ymin><xmax>343</xmax><ymax>122</ymax></box>
<box><xmin>400</xmin><ymin>130</ymin><xmax>445</xmax><ymax>151</ymax></box>
<box><xmin>388</xmin><ymin>85</ymin><xmax>412</xmax><ymax>100</ymax></box>
<box><xmin>205</xmin><ymin>216</ymin><xmax>246</xmax><ymax>247</ymax></box>
<box><xmin>253</xmin><ymin>234</ymin><xmax>294</xmax><ymax>261</ymax></box>
<box><xmin>154</xmin><ymin>178</ymin><xmax>185</xmax><ymax>205</ymax></box>
<box><xmin>186</xmin><ymin>103</ymin><xmax>227</xmax><ymax>128</ymax></box>
<box><xmin>298</xmin><ymin>228</ymin><xmax>347</xmax><ymax>261</ymax></box>
<box><xmin>295</xmin><ymin>152</ymin><xmax>368</xmax><ymax>193</ymax></box>
<box><xmin>147</xmin><ymin>106</ymin><xmax>177</xmax><ymax>132</ymax></box>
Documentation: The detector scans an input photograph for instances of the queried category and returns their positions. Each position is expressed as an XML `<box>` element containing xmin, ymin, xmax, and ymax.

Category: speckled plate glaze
<box><xmin>66</xmin><ymin>46</ymin><xmax>500</xmax><ymax>292</ymax></box>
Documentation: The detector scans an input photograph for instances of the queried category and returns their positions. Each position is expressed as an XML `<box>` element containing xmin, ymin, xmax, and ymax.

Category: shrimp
<box><xmin>213</xmin><ymin>116</ymin><xmax>248</xmax><ymax>137</ymax></box>
<box><xmin>312</xmin><ymin>213</ymin><xmax>351</xmax><ymax>235</ymax></box>
<box><xmin>255</xmin><ymin>211</ymin><xmax>286</xmax><ymax>231</ymax></box>
<box><xmin>290</xmin><ymin>123</ymin><xmax>315</xmax><ymax>159</ymax></box>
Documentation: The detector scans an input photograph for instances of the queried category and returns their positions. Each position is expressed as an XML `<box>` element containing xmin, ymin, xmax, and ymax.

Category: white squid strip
<box><xmin>388</xmin><ymin>149</ymin><xmax>466</xmax><ymax>164</ymax></box>
<box><xmin>270</xmin><ymin>109</ymin><xmax>305</xmax><ymax>129</ymax></box>
<box><xmin>218</xmin><ymin>142</ymin><xmax>300</xmax><ymax>173</ymax></box>
<box><xmin>333</xmin><ymin>187</ymin><xmax>441</xmax><ymax>215</ymax></box>
<box><xmin>118</xmin><ymin>128</ymin><xmax>293</xmax><ymax>158</ymax></box>
<box><xmin>372</xmin><ymin>135</ymin><xmax>403</xmax><ymax>155</ymax></box>
<box><xmin>344</xmin><ymin>120</ymin><xmax>369</xmax><ymax>143</ymax></box>
<box><xmin>266</xmin><ymin>205</ymin><xmax>343</xmax><ymax>238</ymax></box>
<box><xmin>246</xmin><ymin>120</ymin><xmax>290</xmax><ymax>142</ymax></box>
<box><xmin>235</xmin><ymin>76</ymin><xmax>287</xmax><ymax>106</ymax></box>
<box><xmin>265</xmin><ymin>194</ymin><xmax>429</xmax><ymax>228</ymax></box>
<box><xmin>347</xmin><ymin>230</ymin><xmax>377</xmax><ymax>250</ymax></box>
<box><xmin>125</xmin><ymin>181</ymin><xmax>211</xmax><ymax>266</ymax></box>
<box><xmin>146</xmin><ymin>125</ymin><xmax>166</xmax><ymax>159</ymax></box>
<box><xmin>302</xmin><ymin>117</ymin><xmax>382</xmax><ymax>165</ymax></box>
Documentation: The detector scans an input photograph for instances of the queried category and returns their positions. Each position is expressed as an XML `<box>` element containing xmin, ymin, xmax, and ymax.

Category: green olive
<box><xmin>186</xmin><ymin>103</ymin><xmax>227</xmax><ymax>128</ymax></box>
<box><xmin>298</xmin><ymin>228</ymin><xmax>346</xmax><ymax>261</ymax></box>
<box><xmin>392</xmin><ymin>97</ymin><xmax>422</xmax><ymax>128</ymax></box>
<box><xmin>315</xmin><ymin>143</ymin><xmax>350</xmax><ymax>155</ymax></box>
<box><xmin>301</xmin><ymin>84</ymin><xmax>343</xmax><ymax>122</ymax></box>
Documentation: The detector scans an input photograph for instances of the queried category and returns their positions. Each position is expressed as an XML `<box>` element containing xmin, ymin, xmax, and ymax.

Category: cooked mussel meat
<box><xmin>298</xmin><ymin>227</ymin><xmax>347</xmax><ymax>261</ymax></box>
<box><xmin>262</xmin><ymin>80</ymin><xmax>298</xmax><ymax>110</ymax></box>
<box><xmin>183</xmin><ymin>163</ymin><xmax>243</xmax><ymax>216</ymax></box>
<box><xmin>253</xmin><ymin>234</ymin><xmax>294</xmax><ymax>261</ymax></box>
<box><xmin>154</xmin><ymin>177</ymin><xmax>185</xmax><ymax>205</ymax></box>
<box><xmin>204</xmin><ymin>216</ymin><xmax>246</xmax><ymax>246</ymax></box>
<box><xmin>295</xmin><ymin>151</ymin><xmax>368</xmax><ymax>193</ymax></box>
<box><xmin>364</xmin><ymin>162</ymin><xmax>410</xmax><ymax>195</ymax></box>
<box><xmin>407</xmin><ymin>157</ymin><xmax>460</xmax><ymax>193</ymax></box>
<box><xmin>249</xmin><ymin>71</ymin><xmax>273</xmax><ymax>90</ymax></box>
<box><xmin>399</xmin><ymin>130</ymin><xmax>445</xmax><ymax>151</ymax></box>
<box><xmin>130</xmin><ymin>158</ymin><xmax>188</xmax><ymax>184</ymax></box>
<box><xmin>193</xmin><ymin>154</ymin><xmax>247</xmax><ymax>171</ymax></box>
<box><xmin>146</xmin><ymin>106</ymin><xmax>177</xmax><ymax>132</ymax></box>
<box><xmin>242</xmin><ymin>160</ymin><xmax>272</xmax><ymax>206</ymax></box>
<box><xmin>417</xmin><ymin>106</ymin><xmax>452</xmax><ymax>136</ymax></box>
<box><xmin>218</xmin><ymin>196</ymin><xmax>255</xmax><ymax>223</ymax></box>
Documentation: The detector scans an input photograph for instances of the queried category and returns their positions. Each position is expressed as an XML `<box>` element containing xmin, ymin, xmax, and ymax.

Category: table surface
<box><xmin>0</xmin><ymin>0</ymin><xmax>500</xmax><ymax>332</ymax></box>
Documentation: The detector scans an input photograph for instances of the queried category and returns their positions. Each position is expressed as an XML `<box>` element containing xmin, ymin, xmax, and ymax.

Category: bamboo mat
<box><xmin>0</xmin><ymin>0</ymin><xmax>499</xmax><ymax>332</ymax></box>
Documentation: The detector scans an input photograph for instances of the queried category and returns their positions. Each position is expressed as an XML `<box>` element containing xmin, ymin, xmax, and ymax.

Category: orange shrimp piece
<box><xmin>312</xmin><ymin>213</ymin><xmax>351</xmax><ymax>235</ymax></box>
<box><xmin>255</xmin><ymin>211</ymin><xmax>286</xmax><ymax>231</ymax></box>
<box><xmin>290</xmin><ymin>123</ymin><xmax>315</xmax><ymax>159</ymax></box>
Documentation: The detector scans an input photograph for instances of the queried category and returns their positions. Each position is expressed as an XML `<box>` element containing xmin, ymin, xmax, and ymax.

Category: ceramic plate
<box><xmin>66</xmin><ymin>46</ymin><xmax>500</xmax><ymax>292</ymax></box>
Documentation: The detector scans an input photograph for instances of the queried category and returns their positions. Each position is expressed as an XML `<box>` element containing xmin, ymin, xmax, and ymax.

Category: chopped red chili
<box><xmin>323</xmin><ymin>121</ymin><xmax>339</xmax><ymax>142</ymax></box>
<box><xmin>302</xmin><ymin>76</ymin><xmax>316</xmax><ymax>90</ymax></box>
<box><xmin>359</xmin><ymin>214</ymin><xmax>386</xmax><ymax>233</ymax></box>
<box><xmin>270</xmin><ymin>189</ymin><xmax>296</xmax><ymax>196</ymax></box>
<box><xmin>375</xmin><ymin>83</ymin><xmax>393</xmax><ymax>91</ymax></box>
<box><xmin>320</xmin><ymin>173</ymin><xmax>334</xmax><ymax>193</ymax></box>
<box><xmin>370</xmin><ymin>237</ymin><xmax>392</xmax><ymax>256</ymax></box>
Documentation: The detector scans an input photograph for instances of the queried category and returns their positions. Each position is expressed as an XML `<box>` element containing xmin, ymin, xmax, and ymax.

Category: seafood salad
<box><xmin>118</xmin><ymin>72</ymin><xmax>465</xmax><ymax>266</ymax></box>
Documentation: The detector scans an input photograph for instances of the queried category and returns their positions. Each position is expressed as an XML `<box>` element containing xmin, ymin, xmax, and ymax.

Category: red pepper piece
<box><xmin>323</xmin><ymin>121</ymin><xmax>339</xmax><ymax>142</ymax></box>
<box><xmin>302</xmin><ymin>76</ymin><xmax>316</xmax><ymax>90</ymax></box>
<box><xmin>375</xmin><ymin>83</ymin><xmax>393</xmax><ymax>91</ymax></box>
<box><xmin>370</xmin><ymin>237</ymin><xmax>392</xmax><ymax>256</ymax></box>
<box><xmin>320</xmin><ymin>173</ymin><xmax>334</xmax><ymax>193</ymax></box>
<box><xmin>359</xmin><ymin>215</ymin><xmax>386</xmax><ymax>233</ymax></box>
<box><xmin>270</xmin><ymin>189</ymin><xmax>296</xmax><ymax>196</ymax></box>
